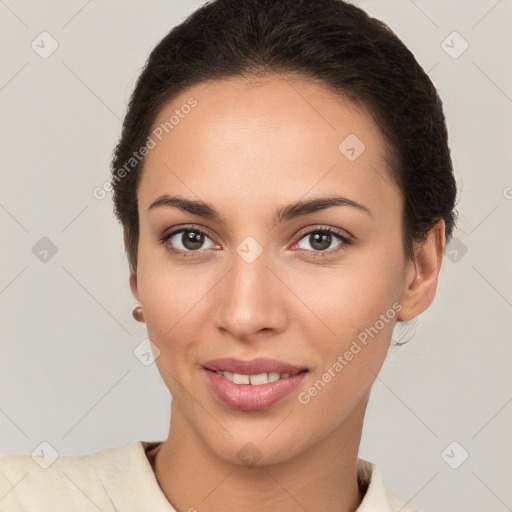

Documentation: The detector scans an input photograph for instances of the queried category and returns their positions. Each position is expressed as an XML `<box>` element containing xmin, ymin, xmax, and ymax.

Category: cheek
<box><xmin>288</xmin><ymin>247</ymin><xmax>403</xmax><ymax>336</ymax></box>
<box><xmin>289</xmin><ymin>249</ymin><xmax>403</xmax><ymax>396</ymax></box>
<box><xmin>136</xmin><ymin>243</ymin><xmax>220</xmax><ymax>373</ymax></box>
<box><xmin>137</xmin><ymin>237</ymin><xmax>191</xmax><ymax>311</ymax></box>
<box><xmin>293</xmin><ymin>276</ymin><xmax>399</xmax><ymax>425</ymax></box>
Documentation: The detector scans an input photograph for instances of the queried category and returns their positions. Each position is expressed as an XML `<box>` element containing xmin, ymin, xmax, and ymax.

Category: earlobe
<box><xmin>398</xmin><ymin>220</ymin><xmax>446</xmax><ymax>321</ymax></box>
<box><xmin>129</xmin><ymin>273</ymin><xmax>145</xmax><ymax>322</ymax></box>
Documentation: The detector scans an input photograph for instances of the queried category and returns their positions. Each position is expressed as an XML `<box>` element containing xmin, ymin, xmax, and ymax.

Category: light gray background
<box><xmin>1</xmin><ymin>1</ymin><xmax>511</xmax><ymax>511</ymax></box>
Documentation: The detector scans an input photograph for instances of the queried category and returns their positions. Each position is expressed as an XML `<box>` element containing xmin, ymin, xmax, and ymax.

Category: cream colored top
<box><xmin>0</xmin><ymin>440</ymin><xmax>418</xmax><ymax>511</ymax></box>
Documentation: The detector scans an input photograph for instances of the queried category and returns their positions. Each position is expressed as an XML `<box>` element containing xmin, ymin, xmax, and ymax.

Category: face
<box><xmin>131</xmin><ymin>75</ymin><xmax>412</xmax><ymax>466</ymax></box>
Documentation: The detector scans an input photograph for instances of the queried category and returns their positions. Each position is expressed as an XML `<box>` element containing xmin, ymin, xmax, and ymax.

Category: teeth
<box><xmin>213</xmin><ymin>370</ymin><xmax>297</xmax><ymax>385</ymax></box>
<box><xmin>233</xmin><ymin>373</ymin><xmax>250</xmax><ymax>384</ymax></box>
<box><xmin>249</xmin><ymin>373</ymin><xmax>269</xmax><ymax>385</ymax></box>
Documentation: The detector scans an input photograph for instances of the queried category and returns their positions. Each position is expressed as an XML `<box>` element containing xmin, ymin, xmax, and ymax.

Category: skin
<box><xmin>128</xmin><ymin>75</ymin><xmax>446</xmax><ymax>512</ymax></box>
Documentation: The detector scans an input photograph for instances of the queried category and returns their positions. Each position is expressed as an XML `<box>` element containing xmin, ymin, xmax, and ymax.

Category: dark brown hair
<box><xmin>110</xmin><ymin>0</ymin><xmax>457</xmax><ymax>273</ymax></box>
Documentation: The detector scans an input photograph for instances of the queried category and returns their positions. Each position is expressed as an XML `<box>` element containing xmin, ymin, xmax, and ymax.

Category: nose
<box><xmin>212</xmin><ymin>248</ymin><xmax>288</xmax><ymax>342</ymax></box>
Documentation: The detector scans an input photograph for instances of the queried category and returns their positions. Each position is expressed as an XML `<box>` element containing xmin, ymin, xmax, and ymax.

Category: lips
<box><xmin>202</xmin><ymin>357</ymin><xmax>307</xmax><ymax>376</ymax></box>
<box><xmin>203</xmin><ymin>368</ymin><xmax>308</xmax><ymax>411</ymax></box>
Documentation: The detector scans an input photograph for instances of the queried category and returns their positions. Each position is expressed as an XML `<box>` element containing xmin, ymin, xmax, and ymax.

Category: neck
<box><xmin>151</xmin><ymin>398</ymin><xmax>368</xmax><ymax>512</ymax></box>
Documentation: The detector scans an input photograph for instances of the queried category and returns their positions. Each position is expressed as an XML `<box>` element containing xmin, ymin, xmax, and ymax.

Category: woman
<box><xmin>0</xmin><ymin>0</ymin><xmax>456</xmax><ymax>510</ymax></box>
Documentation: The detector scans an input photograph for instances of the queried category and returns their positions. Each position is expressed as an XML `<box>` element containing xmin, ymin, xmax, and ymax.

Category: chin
<box><xmin>203</xmin><ymin>430</ymin><xmax>308</xmax><ymax>468</ymax></box>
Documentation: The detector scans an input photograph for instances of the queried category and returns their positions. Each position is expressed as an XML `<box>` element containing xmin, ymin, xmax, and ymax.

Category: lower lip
<box><xmin>203</xmin><ymin>369</ymin><xmax>308</xmax><ymax>411</ymax></box>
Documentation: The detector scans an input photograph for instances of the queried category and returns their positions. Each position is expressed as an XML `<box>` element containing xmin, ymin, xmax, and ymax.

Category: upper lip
<box><xmin>203</xmin><ymin>357</ymin><xmax>308</xmax><ymax>375</ymax></box>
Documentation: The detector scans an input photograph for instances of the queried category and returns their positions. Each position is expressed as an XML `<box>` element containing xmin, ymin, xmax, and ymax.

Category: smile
<box><xmin>205</xmin><ymin>368</ymin><xmax>307</xmax><ymax>385</ymax></box>
<box><xmin>203</xmin><ymin>367</ymin><xmax>309</xmax><ymax>411</ymax></box>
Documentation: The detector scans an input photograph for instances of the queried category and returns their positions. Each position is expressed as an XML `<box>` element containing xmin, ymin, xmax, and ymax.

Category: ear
<box><xmin>123</xmin><ymin>225</ymin><xmax>139</xmax><ymax>301</ymax></box>
<box><xmin>398</xmin><ymin>219</ymin><xmax>446</xmax><ymax>321</ymax></box>
<box><xmin>129</xmin><ymin>272</ymin><xmax>139</xmax><ymax>302</ymax></box>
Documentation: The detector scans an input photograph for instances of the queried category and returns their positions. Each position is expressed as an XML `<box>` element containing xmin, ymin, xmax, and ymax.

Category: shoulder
<box><xmin>0</xmin><ymin>440</ymin><xmax>157</xmax><ymax>512</ymax></box>
<box><xmin>356</xmin><ymin>458</ymin><xmax>421</xmax><ymax>512</ymax></box>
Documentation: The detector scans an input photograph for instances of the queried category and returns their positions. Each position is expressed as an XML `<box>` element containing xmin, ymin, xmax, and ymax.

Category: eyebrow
<box><xmin>147</xmin><ymin>194</ymin><xmax>372</xmax><ymax>224</ymax></box>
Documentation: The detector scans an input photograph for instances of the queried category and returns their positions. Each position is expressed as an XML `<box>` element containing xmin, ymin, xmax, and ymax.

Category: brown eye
<box><xmin>181</xmin><ymin>230</ymin><xmax>206</xmax><ymax>250</ymax></box>
<box><xmin>162</xmin><ymin>227</ymin><xmax>217</xmax><ymax>254</ymax></box>
<box><xmin>309</xmin><ymin>232</ymin><xmax>333</xmax><ymax>251</ymax></box>
<box><xmin>296</xmin><ymin>229</ymin><xmax>346</xmax><ymax>252</ymax></box>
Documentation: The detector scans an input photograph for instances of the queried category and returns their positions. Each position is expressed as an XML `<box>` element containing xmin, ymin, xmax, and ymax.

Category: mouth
<box><xmin>202</xmin><ymin>356</ymin><xmax>308</xmax><ymax>377</ymax></box>
<box><xmin>202</xmin><ymin>357</ymin><xmax>309</xmax><ymax>411</ymax></box>
<box><xmin>203</xmin><ymin>367</ymin><xmax>309</xmax><ymax>385</ymax></box>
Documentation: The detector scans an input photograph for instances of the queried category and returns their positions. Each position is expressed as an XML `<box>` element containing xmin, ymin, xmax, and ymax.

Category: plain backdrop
<box><xmin>1</xmin><ymin>1</ymin><xmax>511</xmax><ymax>511</ymax></box>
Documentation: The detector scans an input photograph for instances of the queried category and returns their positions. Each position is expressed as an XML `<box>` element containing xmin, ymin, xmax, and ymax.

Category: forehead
<box><xmin>139</xmin><ymin>75</ymin><xmax>400</xmax><ymax>218</ymax></box>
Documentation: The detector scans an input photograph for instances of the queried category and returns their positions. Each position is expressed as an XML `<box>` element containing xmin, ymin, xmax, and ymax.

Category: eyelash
<box><xmin>159</xmin><ymin>224</ymin><xmax>353</xmax><ymax>260</ymax></box>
